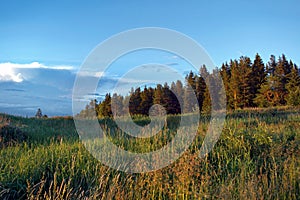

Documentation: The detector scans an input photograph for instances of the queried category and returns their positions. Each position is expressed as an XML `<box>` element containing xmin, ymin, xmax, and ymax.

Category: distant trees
<box><xmin>35</xmin><ymin>108</ymin><xmax>43</xmax><ymax>118</ymax></box>
<box><xmin>78</xmin><ymin>53</ymin><xmax>300</xmax><ymax>118</ymax></box>
<box><xmin>35</xmin><ymin>108</ymin><xmax>48</xmax><ymax>119</ymax></box>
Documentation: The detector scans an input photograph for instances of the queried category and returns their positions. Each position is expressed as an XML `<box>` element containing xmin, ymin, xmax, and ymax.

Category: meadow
<box><xmin>0</xmin><ymin>107</ymin><xmax>299</xmax><ymax>199</ymax></box>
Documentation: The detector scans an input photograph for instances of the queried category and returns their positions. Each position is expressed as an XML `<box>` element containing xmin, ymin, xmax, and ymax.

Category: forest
<box><xmin>80</xmin><ymin>53</ymin><xmax>300</xmax><ymax>118</ymax></box>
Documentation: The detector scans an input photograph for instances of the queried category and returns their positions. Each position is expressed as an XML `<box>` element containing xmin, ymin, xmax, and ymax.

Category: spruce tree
<box><xmin>186</xmin><ymin>71</ymin><xmax>196</xmax><ymax>90</ymax></box>
<box><xmin>183</xmin><ymin>84</ymin><xmax>196</xmax><ymax>113</ymax></box>
<box><xmin>267</xmin><ymin>55</ymin><xmax>277</xmax><ymax>76</ymax></box>
<box><xmin>229</xmin><ymin>60</ymin><xmax>241</xmax><ymax>109</ymax></box>
<box><xmin>250</xmin><ymin>53</ymin><xmax>266</xmax><ymax>107</ymax></box>
<box><xmin>202</xmin><ymin>84</ymin><xmax>211</xmax><ymax>114</ymax></box>
<box><xmin>111</xmin><ymin>93</ymin><xmax>124</xmax><ymax>116</ymax></box>
<box><xmin>274</xmin><ymin>54</ymin><xmax>291</xmax><ymax>105</ymax></box>
<box><xmin>129</xmin><ymin>87</ymin><xmax>142</xmax><ymax>115</ymax></box>
<box><xmin>171</xmin><ymin>80</ymin><xmax>184</xmax><ymax>113</ymax></box>
<box><xmin>153</xmin><ymin>84</ymin><xmax>165</xmax><ymax>115</ymax></box>
<box><xmin>184</xmin><ymin>71</ymin><xmax>198</xmax><ymax>113</ymax></box>
<box><xmin>254</xmin><ymin>78</ymin><xmax>273</xmax><ymax>107</ymax></box>
<box><xmin>162</xmin><ymin>83</ymin><xmax>180</xmax><ymax>114</ymax></box>
<box><xmin>255</xmin><ymin>55</ymin><xmax>281</xmax><ymax>107</ymax></box>
<box><xmin>239</xmin><ymin>56</ymin><xmax>252</xmax><ymax>108</ymax></box>
<box><xmin>98</xmin><ymin>94</ymin><xmax>112</xmax><ymax>117</ymax></box>
<box><xmin>286</xmin><ymin>64</ymin><xmax>300</xmax><ymax>106</ymax></box>
<box><xmin>220</xmin><ymin>63</ymin><xmax>232</xmax><ymax>109</ymax></box>
<box><xmin>140</xmin><ymin>86</ymin><xmax>154</xmax><ymax>116</ymax></box>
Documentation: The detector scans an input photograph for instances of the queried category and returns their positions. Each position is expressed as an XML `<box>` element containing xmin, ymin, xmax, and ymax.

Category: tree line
<box><xmin>79</xmin><ymin>53</ymin><xmax>300</xmax><ymax>118</ymax></box>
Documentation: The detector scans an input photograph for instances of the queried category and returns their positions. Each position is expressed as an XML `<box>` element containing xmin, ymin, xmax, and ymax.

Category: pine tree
<box><xmin>239</xmin><ymin>56</ymin><xmax>252</xmax><ymax>108</ymax></box>
<box><xmin>171</xmin><ymin>80</ymin><xmax>184</xmax><ymax>113</ymax></box>
<box><xmin>286</xmin><ymin>64</ymin><xmax>300</xmax><ymax>106</ymax></box>
<box><xmin>129</xmin><ymin>87</ymin><xmax>142</xmax><ymax>115</ymax></box>
<box><xmin>209</xmin><ymin>68</ymin><xmax>224</xmax><ymax>110</ymax></box>
<box><xmin>273</xmin><ymin>54</ymin><xmax>291</xmax><ymax>105</ymax></box>
<box><xmin>254</xmin><ymin>78</ymin><xmax>273</xmax><ymax>107</ymax></box>
<box><xmin>254</xmin><ymin>73</ymin><xmax>282</xmax><ymax>107</ymax></box>
<box><xmin>199</xmin><ymin>65</ymin><xmax>209</xmax><ymax>80</ymax></box>
<box><xmin>140</xmin><ymin>86</ymin><xmax>154</xmax><ymax>116</ymax></box>
<box><xmin>111</xmin><ymin>93</ymin><xmax>124</xmax><ymax>116</ymax></box>
<box><xmin>250</xmin><ymin>53</ymin><xmax>266</xmax><ymax>107</ymax></box>
<box><xmin>153</xmin><ymin>84</ymin><xmax>165</xmax><ymax>115</ymax></box>
<box><xmin>183</xmin><ymin>84</ymin><xmax>197</xmax><ymax>113</ymax></box>
<box><xmin>254</xmin><ymin>55</ymin><xmax>282</xmax><ymax>107</ymax></box>
<box><xmin>122</xmin><ymin>95</ymin><xmax>131</xmax><ymax>116</ymax></box>
<box><xmin>229</xmin><ymin>60</ymin><xmax>241</xmax><ymax>109</ymax></box>
<box><xmin>97</xmin><ymin>94</ymin><xmax>112</xmax><ymax>117</ymax></box>
<box><xmin>162</xmin><ymin>83</ymin><xmax>180</xmax><ymax>114</ymax></box>
<box><xmin>202</xmin><ymin>85</ymin><xmax>211</xmax><ymax>114</ymax></box>
<box><xmin>195</xmin><ymin>66</ymin><xmax>208</xmax><ymax>111</ymax></box>
<box><xmin>186</xmin><ymin>71</ymin><xmax>196</xmax><ymax>90</ymax></box>
<box><xmin>199</xmin><ymin>66</ymin><xmax>222</xmax><ymax>112</ymax></box>
<box><xmin>267</xmin><ymin>55</ymin><xmax>277</xmax><ymax>76</ymax></box>
<box><xmin>220</xmin><ymin>63</ymin><xmax>232</xmax><ymax>109</ymax></box>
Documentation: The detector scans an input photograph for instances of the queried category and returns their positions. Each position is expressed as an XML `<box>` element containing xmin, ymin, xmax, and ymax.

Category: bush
<box><xmin>0</xmin><ymin>124</ymin><xmax>27</xmax><ymax>148</ymax></box>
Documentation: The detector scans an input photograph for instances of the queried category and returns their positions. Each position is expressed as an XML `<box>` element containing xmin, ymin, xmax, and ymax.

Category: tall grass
<box><xmin>0</xmin><ymin>108</ymin><xmax>299</xmax><ymax>199</ymax></box>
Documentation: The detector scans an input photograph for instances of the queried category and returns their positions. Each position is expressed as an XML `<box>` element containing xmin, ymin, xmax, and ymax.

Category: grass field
<box><xmin>0</xmin><ymin>108</ymin><xmax>299</xmax><ymax>199</ymax></box>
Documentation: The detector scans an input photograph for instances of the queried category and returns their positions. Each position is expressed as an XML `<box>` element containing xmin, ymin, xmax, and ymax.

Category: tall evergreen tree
<box><xmin>273</xmin><ymin>54</ymin><xmax>291</xmax><ymax>105</ymax></box>
<box><xmin>220</xmin><ymin>63</ymin><xmax>232</xmax><ymax>109</ymax></box>
<box><xmin>171</xmin><ymin>80</ymin><xmax>185</xmax><ymax>113</ymax></box>
<box><xmin>210</xmin><ymin>68</ymin><xmax>224</xmax><ymax>110</ymax></box>
<box><xmin>111</xmin><ymin>93</ymin><xmax>124</xmax><ymax>116</ymax></box>
<box><xmin>267</xmin><ymin>55</ymin><xmax>277</xmax><ymax>76</ymax></box>
<box><xmin>183</xmin><ymin>84</ymin><xmax>197</xmax><ymax>113</ymax></box>
<box><xmin>152</xmin><ymin>84</ymin><xmax>165</xmax><ymax>115</ymax></box>
<box><xmin>195</xmin><ymin>66</ymin><xmax>208</xmax><ymax>111</ymax></box>
<box><xmin>98</xmin><ymin>94</ymin><xmax>112</xmax><ymax>117</ymax></box>
<box><xmin>255</xmin><ymin>55</ymin><xmax>281</xmax><ymax>107</ymax></box>
<box><xmin>286</xmin><ymin>64</ymin><xmax>300</xmax><ymax>106</ymax></box>
<box><xmin>202</xmin><ymin>86</ymin><xmax>211</xmax><ymax>114</ymax></box>
<box><xmin>35</xmin><ymin>108</ymin><xmax>43</xmax><ymax>118</ymax></box>
<box><xmin>162</xmin><ymin>83</ymin><xmax>180</xmax><ymax>114</ymax></box>
<box><xmin>238</xmin><ymin>56</ymin><xmax>252</xmax><ymax>108</ymax></box>
<box><xmin>140</xmin><ymin>86</ymin><xmax>154</xmax><ymax>116</ymax></box>
<box><xmin>184</xmin><ymin>71</ymin><xmax>199</xmax><ymax>113</ymax></box>
<box><xmin>229</xmin><ymin>60</ymin><xmax>241</xmax><ymax>109</ymax></box>
<box><xmin>129</xmin><ymin>87</ymin><xmax>142</xmax><ymax>115</ymax></box>
<box><xmin>254</xmin><ymin>78</ymin><xmax>274</xmax><ymax>107</ymax></box>
<box><xmin>250</xmin><ymin>53</ymin><xmax>266</xmax><ymax>107</ymax></box>
<box><xmin>186</xmin><ymin>71</ymin><xmax>196</xmax><ymax>90</ymax></box>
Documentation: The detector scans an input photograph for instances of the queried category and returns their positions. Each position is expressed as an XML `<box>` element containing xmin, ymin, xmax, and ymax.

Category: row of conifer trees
<box><xmin>79</xmin><ymin>54</ymin><xmax>300</xmax><ymax>118</ymax></box>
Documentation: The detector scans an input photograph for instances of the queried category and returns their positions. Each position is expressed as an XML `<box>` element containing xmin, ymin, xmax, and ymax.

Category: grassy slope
<box><xmin>0</xmin><ymin>108</ymin><xmax>299</xmax><ymax>199</ymax></box>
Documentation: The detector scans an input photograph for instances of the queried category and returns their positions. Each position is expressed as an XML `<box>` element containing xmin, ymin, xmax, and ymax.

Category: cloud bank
<box><xmin>0</xmin><ymin>62</ymin><xmax>76</xmax><ymax>116</ymax></box>
<box><xmin>0</xmin><ymin>62</ymin><xmax>75</xmax><ymax>82</ymax></box>
<box><xmin>0</xmin><ymin>66</ymin><xmax>23</xmax><ymax>82</ymax></box>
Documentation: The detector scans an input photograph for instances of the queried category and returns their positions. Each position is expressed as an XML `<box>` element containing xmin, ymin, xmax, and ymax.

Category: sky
<box><xmin>0</xmin><ymin>0</ymin><xmax>299</xmax><ymax>116</ymax></box>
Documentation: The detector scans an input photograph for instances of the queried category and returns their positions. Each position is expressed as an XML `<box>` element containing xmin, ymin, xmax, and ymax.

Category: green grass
<box><xmin>0</xmin><ymin>108</ymin><xmax>299</xmax><ymax>199</ymax></box>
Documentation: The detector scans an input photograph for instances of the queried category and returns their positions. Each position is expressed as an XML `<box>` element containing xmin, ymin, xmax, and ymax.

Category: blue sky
<box><xmin>0</xmin><ymin>0</ymin><xmax>299</xmax><ymax>116</ymax></box>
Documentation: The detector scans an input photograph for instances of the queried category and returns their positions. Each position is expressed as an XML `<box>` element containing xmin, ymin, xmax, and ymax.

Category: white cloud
<box><xmin>77</xmin><ymin>71</ymin><xmax>105</xmax><ymax>78</ymax></box>
<box><xmin>0</xmin><ymin>67</ymin><xmax>23</xmax><ymax>82</ymax></box>
<box><xmin>0</xmin><ymin>62</ymin><xmax>75</xmax><ymax>82</ymax></box>
<box><xmin>0</xmin><ymin>62</ymin><xmax>74</xmax><ymax>70</ymax></box>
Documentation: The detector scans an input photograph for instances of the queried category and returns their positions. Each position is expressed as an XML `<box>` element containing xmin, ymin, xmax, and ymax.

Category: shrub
<box><xmin>0</xmin><ymin>117</ymin><xmax>27</xmax><ymax>148</ymax></box>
